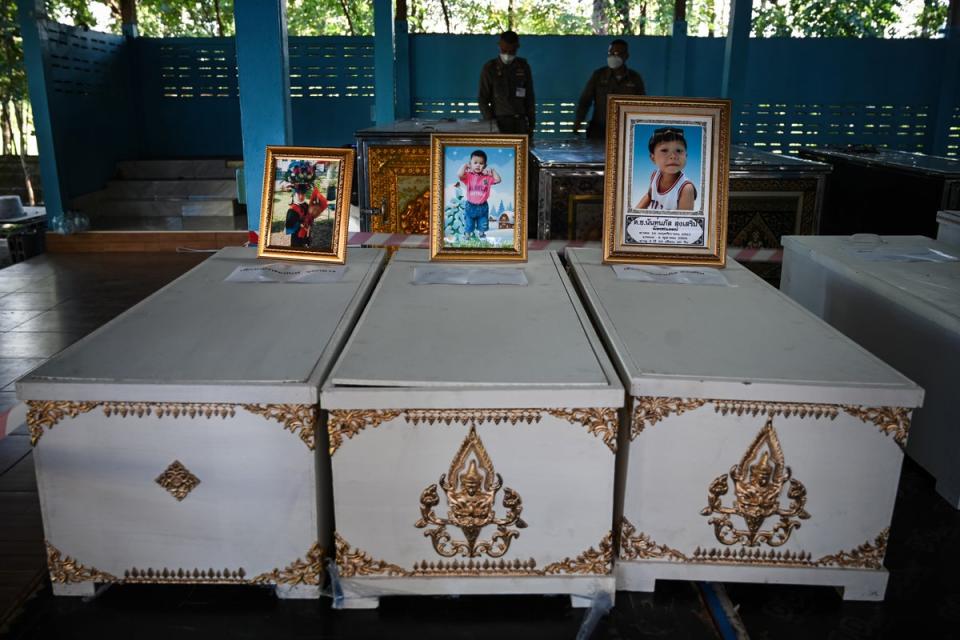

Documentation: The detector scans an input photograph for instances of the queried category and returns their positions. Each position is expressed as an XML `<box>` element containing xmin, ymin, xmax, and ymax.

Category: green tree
<box><xmin>753</xmin><ymin>0</ymin><xmax>909</xmax><ymax>37</ymax></box>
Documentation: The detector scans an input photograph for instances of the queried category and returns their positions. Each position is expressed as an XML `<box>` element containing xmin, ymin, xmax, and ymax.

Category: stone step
<box><xmin>103</xmin><ymin>179</ymin><xmax>237</xmax><ymax>199</ymax></box>
<box><xmin>116</xmin><ymin>159</ymin><xmax>239</xmax><ymax>180</ymax></box>
<box><xmin>73</xmin><ymin>197</ymin><xmax>236</xmax><ymax>218</ymax></box>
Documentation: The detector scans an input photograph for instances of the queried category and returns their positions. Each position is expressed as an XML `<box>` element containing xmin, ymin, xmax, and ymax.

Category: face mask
<box><xmin>607</xmin><ymin>55</ymin><xmax>624</xmax><ymax>69</ymax></box>
<box><xmin>499</xmin><ymin>53</ymin><xmax>515</xmax><ymax>64</ymax></box>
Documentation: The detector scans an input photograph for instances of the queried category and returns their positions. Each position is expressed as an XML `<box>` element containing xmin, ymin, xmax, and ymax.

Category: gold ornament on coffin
<box><xmin>416</xmin><ymin>425</ymin><xmax>527</xmax><ymax>558</ymax></box>
<box><xmin>328</xmin><ymin>409</ymin><xmax>403</xmax><ymax>455</ymax></box>
<box><xmin>619</xmin><ymin>519</ymin><xmax>687</xmax><ymax>562</ymax></box>
<box><xmin>155</xmin><ymin>460</ymin><xmax>201</xmax><ymax>501</ymax></box>
<box><xmin>46</xmin><ymin>542</ymin><xmax>118</xmax><ymax>584</ymax></box>
<box><xmin>841</xmin><ymin>406</ymin><xmax>911</xmax><ymax>448</ymax></box>
<box><xmin>631</xmin><ymin>398</ymin><xmax>707</xmax><ymax>438</ymax></box>
<box><xmin>27</xmin><ymin>401</ymin><xmax>98</xmax><ymax>445</ymax></box>
<box><xmin>701</xmin><ymin>418</ymin><xmax>810</xmax><ymax>547</ymax></box>
<box><xmin>619</xmin><ymin>519</ymin><xmax>889</xmax><ymax>569</ymax></box>
<box><xmin>335</xmin><ymin>533</ymin><xmax>407</xmax><ymax>577</ymax></box>
<box><xmin>242</xmin><ymin>404</ymin><xmax>317</xmax><ymax>451</ymax></box>
<box><xmin>335</xmin><ymin>533</ymin><xmax>614</xmax><ymax>577</ymax></box>
<box><xmin>546</xmin><ymin>408</ymin><xmax>619</xmax><ymax>453</ymax></box>
<box><xmin>46</xmin><ymin>541</ymin><xmax>323</xmax><ymax>586</ymax></box>
<box><xmin>251</xmin><ymin>543</ymin><xmax>325</xmax><ymax>586</ymax></box>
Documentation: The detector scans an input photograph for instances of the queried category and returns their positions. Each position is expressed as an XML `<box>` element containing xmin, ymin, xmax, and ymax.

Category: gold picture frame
<box><xmin>429</xmin><ymin>134</ymin><xmax>528</xmax><ymax>262</ymax></box>
<box><xmin>602</xmin><ymin>97</ymin><xmax>731</xmax><ymax>267</ymax></box>
<box><xmin>257</xmin><ymin>146</ymin><xmax>354</xmax><ymax>264</ymax></box>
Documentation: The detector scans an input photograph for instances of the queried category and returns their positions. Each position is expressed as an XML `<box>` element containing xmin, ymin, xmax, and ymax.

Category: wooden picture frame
<box><xmin>603</xmin><ymin>97</ymin><xmax>731</xmax><ymax>267</ymax></box>
<box><xmin>257</xmin><ymin>146</ymin><xmax>354</xmax><ymax>264</ymax></box>
<box><xmin>429</xmin><ymin>134</ymin><xmax>528</xmax><ymax>262</ymax></box>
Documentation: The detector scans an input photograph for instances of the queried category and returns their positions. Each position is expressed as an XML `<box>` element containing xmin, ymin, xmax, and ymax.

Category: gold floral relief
<box><xmin>123</xmin><ymin>566</ymin><xmax>248</xmax><ymax>584</ymax></box>
<box><xmin>46</xmin><ymin>542</ymin><xmax>118</xmax><ymax>584</ymax></box>
<box><xmin>404</xmin><ymin>409</ymin><xmax>542</xmax><ymax>428</ymax></box>
<box><xmin>155</xmin><ymin>460</ymin><xmax>201</xmax><ymax>501</ymax></box>
<box><xmin>251</xmin><ymin>543</ymin><xmax>325</xmax><ymax>586</ymax></box>
<box><xmin>712</xmin><ymin>400</ymin><xmax>839</xmax><ymax>421</ymax></box>
<box><xmin>27</xmin><ymin>401</ymin><xmax>98</xmax><ymax>446</ymax></box>
<box><xmin>546</xmin><ymin>408</ymin><xmax>619</xmax><ymax>453</ymax></box>
<box><xmin>700</xmin><ymin>418</ymin><xmax>810</xmax><ymax>547</ymax></box>
<box><xmin>102</xmin><ymin>402</ymin><xmax>236</xmax><ymax>420</ymax></box>
<box><xmin>47</xmin><ymin>541</ymin><xmax>324</xmax><ymax>586</ymax></box>
<box><xmin>618</xmin><ymin>522</ymin><xmax>890</xmax><ymax>570</ymax></box>
<box><xmin>328</xmin><ymin>409</ymin><xmax>403</xmax><ymax>455</ymax></box>
<box><xmin>410</xmin><ymin>557</ymin><xmax>538</xmax><ymax>576</ymax></box>
<box><xmin>242</xmin><ymin>404</ymin><xmax>317</xmax><ymax>451</ymax></box>
<box><xmin>542</xmin><ymin>532</ymin><xmax>614</xmax><ymax>575</ymax></box>
<box><xmin>335</xmin><ymin>533</ymin><xmax>408</xmax><ymax>578</ymax></box>
<box><xmin>416</xmin><ymin>425</ymin><xmax>527</xmax><ymax>559</ymax></box>
<box><xmin>842</xmin><ymin>406</ymin><xmax>911</xmax><ymax>448</ymax></box>
<box><xmin>631</xmin><ymin>398</ymin><xmax>707</xmax><ymax>438</ymax></box>
<box><xmin>619</xmin><ymin>518</ymin><xmax>687</xmax><ymax>562</ymax></box>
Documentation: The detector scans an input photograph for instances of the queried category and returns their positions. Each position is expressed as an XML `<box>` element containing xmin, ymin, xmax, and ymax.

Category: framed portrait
<box><xmin>602</xmin><ymin>97</ymin><xmax>731</xmax><ymax>267</ymax></box>
<box><xmin>257</xmin><ymin>146</ymin><xmax>354</xmax><ymax>264</ymax></box>
<box><xmin>429</xmin><ymin>134</ymin><xmax>528</xmax><ymax>262</ymax></box>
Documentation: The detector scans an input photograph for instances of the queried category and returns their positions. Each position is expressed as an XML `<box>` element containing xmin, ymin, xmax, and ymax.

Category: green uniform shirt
<box><xmin>575</xmin><ymin>66</ymin><xmax>646</xmax><ymax>139</ymax></box>
<box><xmin>478</xmin><ymin>57</ymin><xmax>536</xmax><ymax>135</ymax></box>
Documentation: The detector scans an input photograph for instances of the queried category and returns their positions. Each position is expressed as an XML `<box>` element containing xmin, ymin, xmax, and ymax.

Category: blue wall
<box><xmin>136</xmin><ymin>37</ymin><xmax>242</xmax><ymax>157</ymax></box>
<box><xmin>41</xmin><ymin>22</ymin><xmax>138</xmax><ymax>202</ymax></box>
<box><xmin>38</xmin><ymin>27</ymin><xmax>960</xmax><ymax>201</ymax></box>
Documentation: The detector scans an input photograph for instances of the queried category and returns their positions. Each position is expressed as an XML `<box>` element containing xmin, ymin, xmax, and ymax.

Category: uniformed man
<box><xmin>573</xmin><ymin>39</ymin><xmax>646</xmax><ymax>140</ymax></box>
<box><xmin>478</xmin><ymin>30</ymin><xmax>536</xmax><ymax>138</ymax></box>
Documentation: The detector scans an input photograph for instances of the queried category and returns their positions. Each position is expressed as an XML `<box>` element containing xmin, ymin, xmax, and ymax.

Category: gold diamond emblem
<box><xmin>155</xmin><ymin>460</ymin><xmax>200</xmax><ymax>501</ymax></box>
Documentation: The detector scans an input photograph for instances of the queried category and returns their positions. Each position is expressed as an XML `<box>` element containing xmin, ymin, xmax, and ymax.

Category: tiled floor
<box><xmin>0</xmin><ymin>251</ymin><xmax>209</xmax><ymax>632</ymax></box>
<box><xmin>1</xmin><ymin>251</ymin><xmax>959</xmax><ymax>639</ymax></box>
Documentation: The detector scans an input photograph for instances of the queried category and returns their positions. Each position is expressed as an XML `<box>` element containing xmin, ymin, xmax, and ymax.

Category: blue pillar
<box><xmin>374</xmin><ymin>0</ymin><xmax>396</xmax><ymax>124</ymax></box>
<box><xmin>16</xmin><ymin>0</ymin><xmax>64</xmax><ymax>226</ymax></box>
<box><xmin>234</xmin><ymin>0</ymin><xmax>292</xmax><ymax>233</ymax></box>
<box><xmin>395</xmin><ymin>18</ymin><xmax>411</xmax><ymax>119</ymax></box>
<box><xmin>722</xmin><ymin>0</ymin><xmax>752</xmax><ymax>134</ymax></box>
<box><xmin>666</xmin><ymin>20</ymin><xmax>688</xmax><ymax>97</ymax></box>
<box><xmin>932</xmin><ymin>27</ymin><xmax>960</xmax><ymax>156</ymax></box>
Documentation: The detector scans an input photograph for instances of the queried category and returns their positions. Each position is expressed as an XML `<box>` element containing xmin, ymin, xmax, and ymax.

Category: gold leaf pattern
<box><xmin>46</xmin><ymin>542</ymin><xmax>118</xmax><ymax>584</ymax></box>
<box><xmin>102</xmin><ymin>402</ymin><xmax>236</xmax><ymax>420</ymax></box>
<box><xmin>619</xmin><ymin>519</ymin><xmax>688</xmax><ymax>562</ymax></box>
<box><xmin>546</xmin><ymin>408</ymin><xmax>619</xmax><ymax>452</ymax></box>
<box><xmin>335</xmin><ymin>533</ymin><xmax>408</xmax><ymax>577</ymax></box>
<box><xmin>631</xmin><ymin>397</ymin><xmax>707</xmax><ymax>438</ymax></box>
<box><xmin>27</xmin><ymin>401</ymin><xmax>99</xmax><ymax>446</ymax></box>
<box><xmin>712</xmin><ymin>400</ymin><xmax>839</xmax><ymax>421</ymax></box>
<box><xmin>155</xmin><ymin>460</ymin><xmax>201</xmax><ymax>501</ymax></box>
<box><xmin>328</xmin><ymin>409</ymin><xmax>403</xmax><ymax>455</ymax></box>
<box><xmin>842</xmin><ymin>406</ymin><xmax>911</xmax><ymax>448</ymax></box>
<box><xmin>251</xmin><ymin>543</ymin><xmax>325</xmax><ymax>585</ymax></box>
<box><xmin>404</xmin><ymin>409</ymin><xmax>542</xmax><ymax>427</ymax></box>
<box><xmin>242</xmin><ymin>404</ymin><xmax>317</xmax><ymax>451</ymax></box>
<box><xmin>542</xmin><ymin>532</ymin><xmax>614</xmax><ymax>575</ymax></box>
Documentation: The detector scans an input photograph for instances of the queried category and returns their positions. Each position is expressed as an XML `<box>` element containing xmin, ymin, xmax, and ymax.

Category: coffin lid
<box><xmin>567</xmin><ymin>247</ymin><xmax>923</xmax><ymax>407</ymax></box>
<box><xmin>783</xmin><ymin>235</ymin><xmax>960</xmax><ymax>337</ymax></box>
<box><xmin>16</xmin><ymin>247</ymin><xmax>387</xmax><ymax>405</ymax></box>
<box><xmin>323</xmin><ymin>250</ymin><xmax>623</xmax><ymax>409</ymax></box>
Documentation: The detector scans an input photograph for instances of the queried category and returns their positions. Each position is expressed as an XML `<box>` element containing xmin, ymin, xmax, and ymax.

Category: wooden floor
<box><xmin>0</xmin><ymin>251</ymin><xmax>209</xmax><ymax>628</ymax></box>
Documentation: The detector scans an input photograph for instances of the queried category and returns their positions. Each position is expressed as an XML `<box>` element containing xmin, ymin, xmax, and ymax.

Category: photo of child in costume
<box><xmin>442</xmin><ymin>146</ymin><xmax>516</xmax><ymax>249</ymax></box>
<box><xmin>268</xmin><ymin>158</ymin><xmax>339</xmax><ymax>250</ymax></box>
<box><xmin>630</xmin><ymin>124</ymin><xmax>703</xmax><ymax>212</ymax></box>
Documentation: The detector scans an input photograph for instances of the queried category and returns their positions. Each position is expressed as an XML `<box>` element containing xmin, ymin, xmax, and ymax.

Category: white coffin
<box><xmin>16</xmin><ymin>247</ymin><xmax>387</xmax><ymax>598</ymax></box>
<box><xmin>567</xmin><ymin>247</ymin><xmax>922</xmax><ymax>601</ymax></box>
<box><xmin>937</xmin><ymin>210</ymin><xmax>960</xmax><ymax>247</ymax></box>
<box><xmin>781</xmin><ymin>234</ymin><xmax>959</xmax><ymax>507</ymax></box>
<box><xmin>321</xmin><ymin>250</ymin><xmax>624</xmax><ymax>609</ymax></box>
